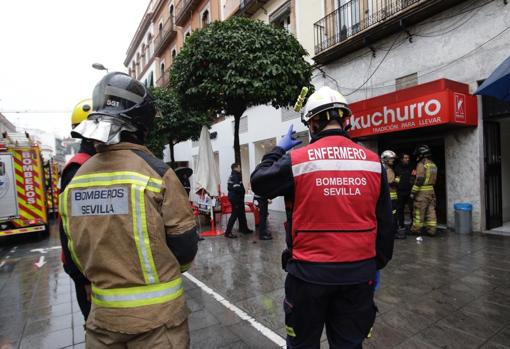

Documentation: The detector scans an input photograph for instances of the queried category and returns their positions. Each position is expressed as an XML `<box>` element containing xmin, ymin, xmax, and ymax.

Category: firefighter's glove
<box><xmin>278</xmin><ymin>124</ymin><xmax>302</xmax><ymax>152</ymax></box>
<box><xmin>281</xmin><ymin>249</ymin><xmax>291</xmax><ymax>271</ymax></box>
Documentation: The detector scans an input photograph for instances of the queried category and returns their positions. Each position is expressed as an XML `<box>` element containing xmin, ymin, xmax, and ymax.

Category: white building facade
<box><xmin>171</xmin><ymin>0</ymin><xmax>510</xmax><ymax>233</ymax></box>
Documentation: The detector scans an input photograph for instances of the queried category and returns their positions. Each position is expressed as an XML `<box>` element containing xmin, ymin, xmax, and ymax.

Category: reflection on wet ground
<box><xmin>1</xmin><ymin>213</ymin><xmax>510</xmax><ymax>348</ymax></box>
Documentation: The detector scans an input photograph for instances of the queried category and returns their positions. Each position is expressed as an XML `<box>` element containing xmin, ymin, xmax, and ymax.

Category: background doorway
<box><xmin>379</xmin><ymin>136</ymin><xmax>447</xmax><ymax>225</ymax></box>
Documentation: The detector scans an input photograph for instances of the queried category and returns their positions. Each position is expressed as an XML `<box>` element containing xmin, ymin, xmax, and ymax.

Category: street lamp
<box><xmin>92</xmin><ymin>63</ymin><xmax>109</xmax><ymax>72</ymax></box>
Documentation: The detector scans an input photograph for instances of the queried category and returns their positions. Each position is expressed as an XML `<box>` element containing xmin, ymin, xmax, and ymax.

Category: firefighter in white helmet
<box><xmin>251</xmin><ymin>86</ymin><xmax>394</xmax><ymax>348</ymax></box>
<box><xmin>381</xmin><ymin>150</ymin><xmax>404</xmax><ymax>239</ymax></box>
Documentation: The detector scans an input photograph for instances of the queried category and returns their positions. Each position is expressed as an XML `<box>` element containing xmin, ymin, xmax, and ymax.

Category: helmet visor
<box><xmin>71</xmin><ymin>115</ymin><xmax>137</xmax><ymax>145</ymax></box>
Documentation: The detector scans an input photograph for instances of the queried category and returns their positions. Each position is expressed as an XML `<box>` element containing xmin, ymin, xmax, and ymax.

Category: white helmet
<box><xmin>301</xmin><ymin>86</ymin><xmax>351</xmax><ymax>125</ymax></box>
<box><xmin>381</xmin><ymin>150</ymin><xmax>397</xmax><ymax>163</ymax></box>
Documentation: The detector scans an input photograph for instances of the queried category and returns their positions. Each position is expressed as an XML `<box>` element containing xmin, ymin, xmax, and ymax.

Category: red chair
<box><xmin>218</xmin><ymin>195</ymin><xmax>260</xmax><ymax>227</ymax></box>
<box><xmin>218</xmin><ymin>195</ymin><xmax>232</xmax><ymax>228</ymax></box>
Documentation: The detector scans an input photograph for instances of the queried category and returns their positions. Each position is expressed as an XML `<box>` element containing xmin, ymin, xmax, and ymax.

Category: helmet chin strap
<box><xmin>309</xmin><ymin>109</ymin><xmax>345</xmax><ymax>135</ymax></box>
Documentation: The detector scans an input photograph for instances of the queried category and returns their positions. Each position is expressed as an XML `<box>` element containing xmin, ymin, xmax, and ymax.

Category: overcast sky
<box><xmin>0</xmin><ymin>0</ymin><xmax>150</xmax><ymax>138</ymax></box>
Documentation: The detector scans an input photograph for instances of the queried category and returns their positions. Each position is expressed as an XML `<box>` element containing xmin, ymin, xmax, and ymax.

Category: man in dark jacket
<box><xmin>251</xmin><ymin>86</ymin><xmax>394</xmax><ymax>349</ymax></box>
<box><xmin>225</xmin><ymin>163</ymin><xmax>253</xmax><ymax>238</ymax></box>
<box><xmin>395</xmin><ymin>153</ymin><xmax>413</xmax><ymax>231</ymax></box>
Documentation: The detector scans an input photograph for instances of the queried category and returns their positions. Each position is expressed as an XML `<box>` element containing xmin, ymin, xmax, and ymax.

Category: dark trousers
<box><xmin>226</xmin><ymin>200</ymin><xmax>248</xmax><ymax>233</ymax></box>
<box><xmin>257</xmin><ymin>199</ymin><xmax>269</xmax><ymax>237</ymax></box>
<box><xmin>397</xmin><ymin>193</ymin><xmax>412</xmax><ymax>228</ymax></box>
<box><xmin>284</xmin><ymin>274</ymin><xmax>376</xmax><ymax>349</ymax></box>
<box><xmin>74</xmin><ymin>281</ymin><xmax>91</xmax><ymax>320</ymax></box>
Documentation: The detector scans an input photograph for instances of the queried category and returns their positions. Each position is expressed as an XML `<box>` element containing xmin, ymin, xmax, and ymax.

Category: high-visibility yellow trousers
<box><xmin>411</xmin><ymin>191</ymin><xmax>437</xmax><ymax>236</ymax></box>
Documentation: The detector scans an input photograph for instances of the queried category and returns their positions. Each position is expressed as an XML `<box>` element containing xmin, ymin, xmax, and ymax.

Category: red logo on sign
<box><xmin>454</xmin><ymin>93</ymin><xmax>466</xmax><ymax>122</ymax></box>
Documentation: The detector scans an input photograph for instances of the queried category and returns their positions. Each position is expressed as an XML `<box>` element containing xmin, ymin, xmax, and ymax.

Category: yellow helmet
<box><xmin>71</xmin><ymin>99</ymin><xmax>92</xmax><ymax>128</ymax></box>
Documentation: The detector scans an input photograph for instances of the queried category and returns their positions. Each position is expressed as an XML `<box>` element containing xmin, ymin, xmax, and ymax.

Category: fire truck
<box><xmin>44</xmin><ymin>158</ymin><xmax>60</xmax><ymax>217</ymax></box>
<box><xmin>0</xmin><ymin>132</ymin><xmax>54</xmax><ymax>237</ymax></box>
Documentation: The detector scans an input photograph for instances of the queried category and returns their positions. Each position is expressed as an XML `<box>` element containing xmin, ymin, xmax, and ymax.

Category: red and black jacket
<box><xmin>59</xmin><ymin>143</ymin><xmax>95</xmax><ymax>285</ymax></box>
<box><xmin>251</xmin><ymin>129</ymin><xmax>394</xmax><ymax>285</ymax></box>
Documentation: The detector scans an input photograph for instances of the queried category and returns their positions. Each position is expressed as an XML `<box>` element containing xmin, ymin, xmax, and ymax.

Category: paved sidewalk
<box><xmin>191</xmin><ymin>211</ymin><xmax>510</xmax><ymax>349</ymax></box>
<box><xmin>1</xmin><ymin>212</ymin><xmax>510</xmax><ymax>348</ymax></box>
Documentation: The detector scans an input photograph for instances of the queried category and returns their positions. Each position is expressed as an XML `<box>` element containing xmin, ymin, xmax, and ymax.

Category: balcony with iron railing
<box><xmin>236</xmin><ymin>0</ymin><xmax>269</xmax><ymax>17</ymax></box>
<box><xmin>313</xmin><ymin>0</ymin><xmax>467</xmax><ymax>64</ymax></box>
<box><xmin>175</xmin><ymin>0</ymin><xmax>203</xmax><ymax>26</ymax></box>
<box><xmin>156</xmin><ymin>69</ymin><xmax>171</xmax><ymax>87</ymax></box>
<box><xmin>153</xmin><ymin>17</ymin><xmax>177</xmax><ymax>57</ymax></box>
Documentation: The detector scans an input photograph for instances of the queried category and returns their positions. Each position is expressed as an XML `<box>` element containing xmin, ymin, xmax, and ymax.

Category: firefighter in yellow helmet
<box><xmin>71</xmin><ymin>99</ymin><xmax>93</xmax><ymax>128</ymax></box>
<box><xmin>60</xmin><ymin>99</ymin><xmax>96</xmax><ymax>321</ymax></box>
<box><xmin>410</xmin><ymin>145</ymin><xmax>438</xmax><ymax>236</ymax></box>
<box><xmin>61</xmin><ymin>72</ymin><xmax>198</xmax><ymax>347</ymax></box>
<box><xmin>381</xmin><ymin>150</ymin><xmax>405</xmax><ymax>239</ymax></box>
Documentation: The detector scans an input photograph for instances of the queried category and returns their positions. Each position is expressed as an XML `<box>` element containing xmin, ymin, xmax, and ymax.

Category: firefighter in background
<box><xmin>381</xmin><ymin>150</ymin><xmax>405</xmax><ymax>239</ymax></box>
<box><xmin>61</xmin><ymin>72</ymin><xmax>198</xmax><ymax>347</ymax></box>
<box><xmin>225</xmin><ymin>163</ymin><xmax>253</xmax><ymax>238</ymax></box>
<box><xmin>175</xmin><ymin>167</ymin><xmax>193</xmax><ymax>196</ymax></box>
<box><xmin>410</xmin><ymin>145</ymin><xmax>438</xmax><ymax>236</ymax></box>
<box><xmin>395</xmin><ymin>153</ymin><xmax>414</xmax><ymax>231</ymax></box>
<box><xmin>254</xmin><ymin>194</ymin><xmax>272</xmax><ymax>240</ymax></box>
<box><xmin>59</xmin><ymin>98</ymin><xmax>96</xmax><ymax>320</ymax></box>
<box><xmin>251</xmin><ymin>86</ymin><xmax>394</xmax><ymax>349</ymax></box>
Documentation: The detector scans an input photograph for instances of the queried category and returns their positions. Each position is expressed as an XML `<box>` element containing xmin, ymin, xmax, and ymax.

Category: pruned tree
<box><xmin>170</xmin><ymin>16</ymin><xmax>312</xmax><ymax>165</ymax></box>
<box><xmin>147</xmin><ymin>87</ymin><xmax>210</xmax><ymax>164</ymax></box>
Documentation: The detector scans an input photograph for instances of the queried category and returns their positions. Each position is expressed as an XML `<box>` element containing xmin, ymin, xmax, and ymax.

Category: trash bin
<box><xmin>454</xmin><ymin>203</ymin><xmax>473</xmax><ymax>234</ymax></box>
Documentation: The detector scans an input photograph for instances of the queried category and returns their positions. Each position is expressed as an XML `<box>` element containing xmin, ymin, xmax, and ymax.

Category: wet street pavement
<box><xmin>1</xmin><ymin>212</ymin><xmax>510</xmax><ymax>348</ymax></box>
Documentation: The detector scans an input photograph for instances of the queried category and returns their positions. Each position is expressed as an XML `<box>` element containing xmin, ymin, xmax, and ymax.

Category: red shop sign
<box><xmin>348</xmin><ymin>79</ymin><xmax>478</xmax><ymax>138</ymax></box>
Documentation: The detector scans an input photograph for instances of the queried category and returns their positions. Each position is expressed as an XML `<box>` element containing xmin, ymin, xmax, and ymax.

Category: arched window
<box><xmin>171</xmin><ymin>49</ymin><xmax>177</xmax><ymax>62</ymax></box>
<box><xmin>159</xmin><ymin>22</ymin><xmax>163</xmax><ymax>32</ymax></box>
<box><xmin>141</xmin><ymin>44</ymin><xmax>146</xmax><ymax>66</ymax></box>
<box><xmin>160</xmin><ymin>62</ymin><xmax>165</xmax><ymax>75</ymax></box>
<box><xmin>170</xmin><ymin>4</ymin><xmax>174</xmax><ymax>20</ymax></box>
<box><xmin>201</xmin><ymin>9</ymin><xmax>210</xmax><ymax>28</ymax></box>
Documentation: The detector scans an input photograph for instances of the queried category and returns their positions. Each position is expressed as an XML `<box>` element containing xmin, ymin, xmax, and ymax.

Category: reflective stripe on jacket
<box><xmin>412</xmin><ymin>159</ymin><xmax>437</xmax><ymax>194</ymax></box>
<box><xmin>385</xmin><ymin>166</ymin><xmax>398</xmax><ymax>200</ymax></box>
<box><xmin>289</xmin><ymin>136</ymin><xmax>381</xmax><ymax>263</ymax></box>
<box><xmin>60</xmin><ymin>142</ymin><xmax>197</xmax><ymax>334</ymax></box>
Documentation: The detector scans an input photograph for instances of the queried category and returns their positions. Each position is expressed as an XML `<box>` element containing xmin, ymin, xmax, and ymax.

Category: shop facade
<box><xmin>169</xmin><ymin>0</ymin><xmax>510</xmax><ymax>233</ymax></box>
<box><xmin>348</xmin><ymin>78</ymin><xmax>480</xmax><ymax>230</ymax></box>
<box><xmin>315</xmin><ymin>0</ymin><xmax>510</xmax><ymax>233</ymax></box>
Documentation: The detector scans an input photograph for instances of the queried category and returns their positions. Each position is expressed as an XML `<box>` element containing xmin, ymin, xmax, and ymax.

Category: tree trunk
<box><xmin>233</xmin><ymin>112</ymin><xmax>242</xmax><ymax>166</ymax></box>
<box><xmin>169</xmin><ymin>140</ymin><xmax>176</xmax><ymax>167</ymax></box>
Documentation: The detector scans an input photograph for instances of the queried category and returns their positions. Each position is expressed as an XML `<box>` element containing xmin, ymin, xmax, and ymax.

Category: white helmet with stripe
<box><xmin>381</xmin><ymin>150</ymin><xmax>397</xmax><ymax>163</ymax></box>
<box><xmin>301</xmin><ymin>86</ymin><xmax>352</xmax><ymax>125</ymax></box>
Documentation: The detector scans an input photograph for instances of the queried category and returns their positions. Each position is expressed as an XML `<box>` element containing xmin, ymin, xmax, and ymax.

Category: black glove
<box><xmin>281</xmin><ymin>249</ymin><xmax>291</xmax><ymax>271</ymax></box>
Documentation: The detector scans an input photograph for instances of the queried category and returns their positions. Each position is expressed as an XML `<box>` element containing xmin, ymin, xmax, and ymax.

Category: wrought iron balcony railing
<box><xmin>314</xmin><ymin>0</ymin><xmax>421</xmax><ymax>55</ymax></box>
<box><xmin>237</xmin><ymin>0</ymin><xmax>269</xmax><ymax>16</ymax></box>
<box><xmin>156</xmin><ymin>69</ymin><xmax>171</xmax><ymax>87</ymax></box>
<box><xmin>313</xmin><ymin>0</ymin><xmax>467</xmax><ymax>63</ymax></box>
<box><xmin>153</xmin><ymin>17</ymin><xmax>177</xmax><ymax>57</ymax></box>
<box><xmin>175</xmin><ymin>0</ymin><xmax>202</xmax><ymax>26</ymax></box>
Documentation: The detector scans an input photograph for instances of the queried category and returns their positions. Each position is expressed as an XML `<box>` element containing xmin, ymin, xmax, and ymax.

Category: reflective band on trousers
<box><xmin>412</xmin><ymin>185</ymin><xmax>434</xmax><ymax>193</ymax></box>
<box><xmin>64</xmin><ymin>171</ymin><xmax>162</xmax><ymax>285</ymax></box>
<box><xmin>92</xmin><ymin>278</ymin><xmax>183</xmax><ymax>308</ymax></box>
